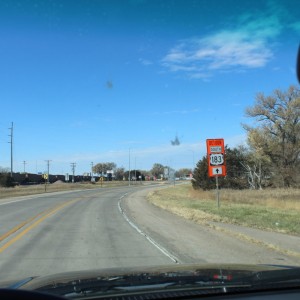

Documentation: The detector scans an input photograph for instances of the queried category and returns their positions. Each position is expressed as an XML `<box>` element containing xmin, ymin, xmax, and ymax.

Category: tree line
<box><xmin>0</xmin><ymin>162</ymin><xmax>192</xmax><ymax>187</ymax></box>
<box><xmin>92</xmin><ymin>162</ymin><xmax>192</xmax><ymax>181</ymax></box>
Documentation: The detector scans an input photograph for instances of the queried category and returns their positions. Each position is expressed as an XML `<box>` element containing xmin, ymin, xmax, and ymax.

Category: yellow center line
<box><xmin>0</xmin><ymin>193</ymin><xmax>98</xmax><ymax>244</ymax></box>
<box><xmin>0</xmin><ymin>207</ymin><xmax>54</xmax><ymax>243</ymax></box>
<box><xmin>0</xmin><ymin>199</ymin><xmax>78</xmax><ymax>254</ymax></box>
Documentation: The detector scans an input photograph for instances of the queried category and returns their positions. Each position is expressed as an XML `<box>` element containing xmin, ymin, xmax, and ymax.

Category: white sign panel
<box><xmin>212</xmin><ymin>167</ymin><xmax>223</xmax><ymax>175</ymax></box>
<box><xmin>210</xmin><ymin>146</ymin><xmax>222</xmax><ymax>153</ymax></box>
<box><xmin>210</xmin><ymin>154</ymin><xmax>224</xmax><ymax>165</ymax></box>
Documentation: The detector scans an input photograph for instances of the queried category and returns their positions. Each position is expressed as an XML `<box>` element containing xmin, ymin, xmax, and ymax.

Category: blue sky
<box><xmin>0</xmin><ymin>0</ymin><xmax>299</xmax><ymax>175</ymax></box>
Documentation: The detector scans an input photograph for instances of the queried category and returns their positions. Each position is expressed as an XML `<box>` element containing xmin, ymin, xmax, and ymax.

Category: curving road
<box><xmin>1</xmin><ymin>184</ymin><xmax>299</xmax><ymax>283</ymax></box>
<box><xmin>0</xmin><ymin>186</ymin><xmax>172</xmax><ymax>282</ymax></box>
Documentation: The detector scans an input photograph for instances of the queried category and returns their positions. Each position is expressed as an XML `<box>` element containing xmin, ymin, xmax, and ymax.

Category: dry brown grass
<box><xmin>188</xmin><ymin>187</ymin><xmax>300</xmax><ymax>211</ymax></box>
<box><xmin>147</xmin><ymin>184</ymin><xmax>300</xmax><ymax>234</ymax></box>
<box><xmin>148</xmin><ymin>184</ymin><xmax>300</xmax><ymax>257</ymax></box>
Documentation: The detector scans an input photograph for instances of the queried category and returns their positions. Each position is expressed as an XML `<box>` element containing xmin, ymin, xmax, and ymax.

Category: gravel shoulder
<box><xmin>122</xmin><ymin>187</ymin><xmax>300</xmax><ymax>266</ymax></box>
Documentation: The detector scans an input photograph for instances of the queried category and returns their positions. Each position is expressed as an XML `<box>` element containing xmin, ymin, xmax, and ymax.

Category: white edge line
<box><xmin>118</xmin><ymin>193</ymin><xmax>178</xmax><ymax>264</ymax></box>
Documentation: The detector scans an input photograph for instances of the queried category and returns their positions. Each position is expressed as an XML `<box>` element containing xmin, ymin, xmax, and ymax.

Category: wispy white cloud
<box><xmin>161</xmin><ymin>6</ymin><xmax>290</xmax><ymax>79</ymax></box>
<box><xmin>152</xmin><ymin>108</ymin><xmax>199</xmax><ymax>115</ymax></box>
<box><xmin>119</xmin><ymin>140</ymin><xmax>144</xmax><ymax>145</ymax></box>
<box><xmin>139</xmin><ymin>58</ymin><xmax>153</xmax><ymax>66</ymax></box>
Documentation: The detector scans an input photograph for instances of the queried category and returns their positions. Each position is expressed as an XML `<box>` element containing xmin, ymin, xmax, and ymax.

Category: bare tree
<box><xmin>150</xmin><ymin>163</ymin><xmax>165</xmax><ymax>179</ymax></box>
<box><xmin>93</xmin><ymin>162</ymin><xmax>117</xmax><ymax>175</ymax></box>
<box><xmin>244</xmin><ymin>85</ymin><xmax>300</xmax><ymax>187</ymax></box>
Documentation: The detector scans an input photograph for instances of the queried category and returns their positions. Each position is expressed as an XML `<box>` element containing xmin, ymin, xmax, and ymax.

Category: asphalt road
<box><xmin>0</xmin><ymin>184</ymin><xmax>299</xmax><ymax>283</ymax></box>
<box><xmin>0</xmin><ymin>186</ymin><xmax>172</xmax><ymax>282</ymax></box>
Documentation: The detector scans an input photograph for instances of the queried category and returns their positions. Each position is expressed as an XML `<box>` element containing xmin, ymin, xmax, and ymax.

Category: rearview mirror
<box><xmin>297</xmin><ymin>44</ymin><xmax>300</xmax><ymax>83</ymax></box>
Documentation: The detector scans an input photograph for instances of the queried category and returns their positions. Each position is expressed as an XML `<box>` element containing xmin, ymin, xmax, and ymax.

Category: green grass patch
<box><xmin>148</xmin><ymin>185</ymin><xmax>300</xmax><ymax>235</ymax></box>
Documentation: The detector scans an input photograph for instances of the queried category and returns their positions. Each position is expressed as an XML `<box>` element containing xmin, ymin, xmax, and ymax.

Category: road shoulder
<box><xmin>122</xmin><ymin>187</ymin><xmax>300</xmax><ymax>265</ymax></box>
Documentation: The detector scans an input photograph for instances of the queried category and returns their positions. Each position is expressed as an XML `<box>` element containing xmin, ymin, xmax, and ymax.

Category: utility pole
<box><xmin>45</xmin><ymin>160</ymin><xmax>51</xmax><ymax>183</ymax></box>
<box><xmin>8</xmin><ymin>122</ymin><xmax>13</xmax><ymax>177</ymax></box>
<box><xmin>23</xmin><ymin>161</ymin><xmax>26</xmax><ymax>173</ymax></box>
<box><xmin>71</xmin><ymin>162</ymin><xmax>76</xmax><ymax>183</ymax></box>
<box><xmin>134</xmin><ymin>157</ymin><xmax>137</xmax><ymax>184</ymax></box>
<box><xmin>91</xmin><ymin>162</ymin><xmax>94</xmax><ymax>182</ymax></box>
<box><xmin>128</xmin><ymin>149</ymin><xmax>131</xmax><ymax>186</ymax></box>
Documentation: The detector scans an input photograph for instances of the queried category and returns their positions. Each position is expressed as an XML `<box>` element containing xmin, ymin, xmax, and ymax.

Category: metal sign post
<box><xmin>43</xmin><ymin>174</ymin><xmax>48</xmax><ymax>192</ymax></box>
<box><xmin>216</xmin><ymin>175</ymin><xmax>220</xmax><ymax>208</ymax></box>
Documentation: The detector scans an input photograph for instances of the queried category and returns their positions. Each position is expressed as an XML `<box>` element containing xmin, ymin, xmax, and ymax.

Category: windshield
<box><xmin>0</xmin><ymin>0</ymin><xmax>299</xmax><ymax>294</ymax></box>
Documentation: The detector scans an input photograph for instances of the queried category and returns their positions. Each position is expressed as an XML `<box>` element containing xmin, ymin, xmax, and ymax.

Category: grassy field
<box><xmin>147</xmin><ymin>184</ymin><xmax>300</xmax><ymax>235</ymax></box>
<box><xmin>0</xmin><ymin>181</ymin><xmax>131</xmax><ymax>199</ymax></box>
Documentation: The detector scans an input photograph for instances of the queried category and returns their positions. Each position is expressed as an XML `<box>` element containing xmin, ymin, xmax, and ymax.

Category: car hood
<box><xmin>3</xmin><ymin>263</ymin><xmax>299</xmax><ymax>291</ymax></box>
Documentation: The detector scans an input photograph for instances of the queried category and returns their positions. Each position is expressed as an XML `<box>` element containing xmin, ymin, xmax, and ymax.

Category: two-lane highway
<box><xmin>0</xmin><ymin>187</ymin><xmax>172</xmax><ymax>282</ymax></box>
<box><xmin>2</xmin><ymin>184</ymin><xmax>299</xmax><ymax>284</ymax></box>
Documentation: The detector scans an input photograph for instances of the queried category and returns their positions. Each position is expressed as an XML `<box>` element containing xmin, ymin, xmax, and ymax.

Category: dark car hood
<box><xmin>4</xmin><ymin>263</ymin><xmax>297</xmax><ymax>291</ymax></box>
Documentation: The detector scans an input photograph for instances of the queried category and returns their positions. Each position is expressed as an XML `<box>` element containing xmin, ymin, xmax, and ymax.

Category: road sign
<box><xmin>206</xmin><ymin>139</ymin><xmax>226</xmax><ymax>177</ymax></box>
